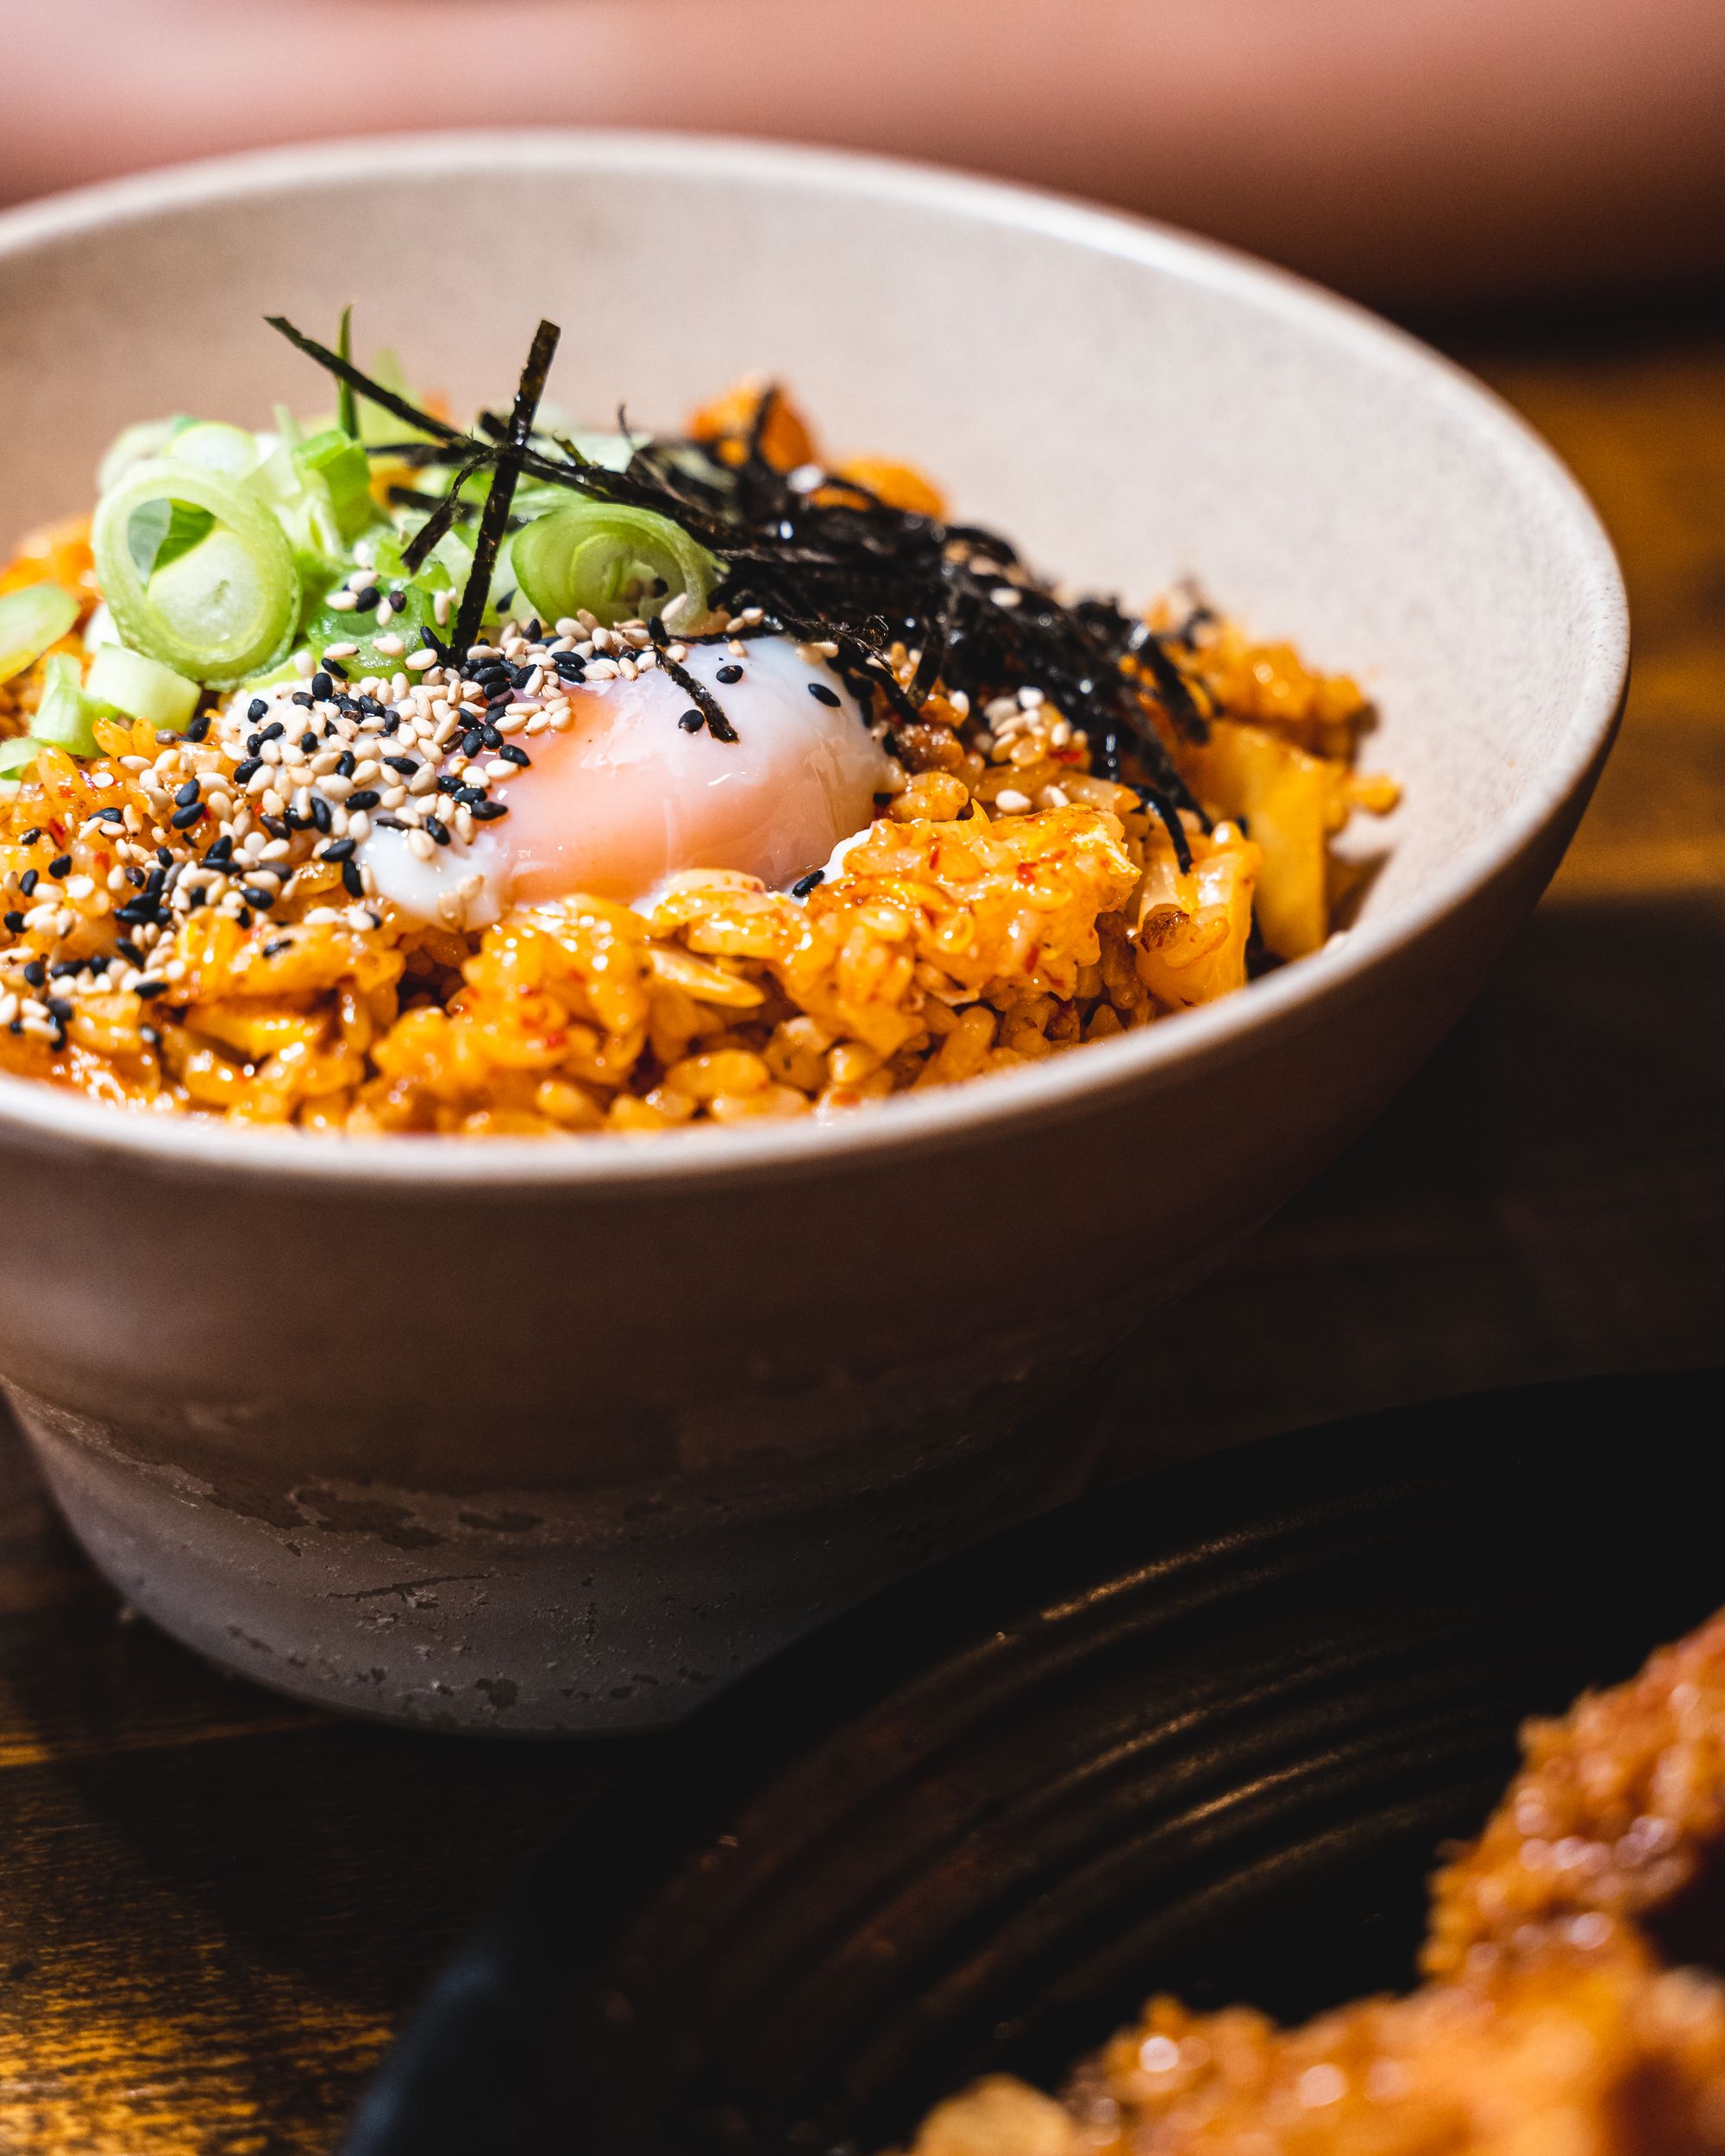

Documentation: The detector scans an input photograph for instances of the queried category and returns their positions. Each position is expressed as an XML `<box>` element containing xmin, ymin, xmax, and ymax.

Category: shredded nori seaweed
<box><xmin>267</xmin><ymin>317</ymin><xmax>1209</xmax><ymax>824</ymax></box>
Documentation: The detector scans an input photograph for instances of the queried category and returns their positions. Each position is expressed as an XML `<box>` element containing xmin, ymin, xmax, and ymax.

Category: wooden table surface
<box><xmin>3</xmin><ymin>305</ymin><xmax>1722</xmax><ymax>2155</ymax></box>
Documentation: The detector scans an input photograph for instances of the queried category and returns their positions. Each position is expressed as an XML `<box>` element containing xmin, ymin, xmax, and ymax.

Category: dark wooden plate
<box><xmin>341</xmin><ymin>1369</ymin><xmax>1723</xmax><ymax>2156</ymax></box>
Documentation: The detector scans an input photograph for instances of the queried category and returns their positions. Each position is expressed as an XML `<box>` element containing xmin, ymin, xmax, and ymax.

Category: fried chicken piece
<box><xmin>1427</xmin><ymin>1608</ymin><xmax>1725</xmax><ymax>1980</ymax></box>
<box><xmin>1055</xmin><ymin>1923</ymin><xmax>1725</xmax><ymax>2156</ymax></box>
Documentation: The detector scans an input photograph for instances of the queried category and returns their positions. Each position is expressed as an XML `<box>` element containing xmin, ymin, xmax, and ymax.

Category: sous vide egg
<box><xmin>361</xmin><ymin>636</ymin><xmax>890</xmax><ymax>927</ymax></box>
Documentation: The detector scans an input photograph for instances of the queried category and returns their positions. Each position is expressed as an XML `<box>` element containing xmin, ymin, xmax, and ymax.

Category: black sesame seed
<box><xmin>135</xmin><ymin>980</ymin><xmax>166</xmax><ymax>999</ymax></box>
<box><xmin>299</xmin><ymin>731</ymin><xmax>319</xmax><ymax>753</ymax></box>
<box><xmin>791</xmin><ymin>868</ymin><xmax>825</xmax><ymax>897</ymax></box>
<box><xmin>310</xmin><ymin>672</ymin><xmax>333</xmax><ymax>700</ymax></box>
<box><xmin>336</xmin><ymin>751</ymin><xmax>356</xmax><ymax>778</ymax></box>
<box><xmin>19</xmin><ymin>871</ymin><xmax>38</xmax><ymax>896</ymax></box>
<box><xmin>424</xmin><ymin>818</ymin><xmax>450</xmax><ymax>846</ymax></box>
<box><xmin>381</xmin><ymin>712</ymin><xmax>401</xmax><ymax>735</ymax></box>
<box><xmin>242</xmin><ymin>887</ymin><xmax>275</xmax><ymax>910</ymax></box>
<box><xmin>554</xmin><ymin>652</ymin><xmax>585</xmax><ymax>680</ymax></box>
<box><xmin>341</xmin><ymin>860</ymin><xmax>365</xmax><ymax>898</ymax></box>
<box><xmin>717</xmin><ymin>664</ymin><xmax>744</xmax><ymax>684</ymax></box>
<box><xmin>171</xmin><ymin>804</ymin><xmax>206</xmax><ymax>830</ymax></box>
<box><xmin>461</xmin><ymin>730</ymin><xmax>486</xmax><ymax>757</ymax></box>
<box><xmin>436</xmin><ymin>774</ymin><xmax>462</xmax><ymax>795</ymax></box>
<box><xmin>48</xmin><ymin>853</ymin><xmax>72</xmax><ymax>876</ymax></box>
<box><xmin>323</xmin><ymin>657</ymin><xmax>348</xmax><ymax>680</ymax></box>
<box><xmin>262</xmin><ymin>939</ymin><xmax>292</xmax><ymax>959</ymax></box>
<box><xmin>292</xmin><ymin>692</ymin><xmax>314</xmax><ymax>708</ymax></box>
<box><xmin>678</xmin><ymin>711</ymin><xmax>704</xmax><ymax>732</ymax></box>
<box><xmin>173</xmin><ymin>780</ymin><xmax>200</xmax><ymax>809</ymax></box>
<box><xmin>3</xmin><ymin>912</ymin><xmax>23</xmax><ymax>934</ymax></box>
<box><xmin>321</xmin><ymin>838</ymin><xmax>357</xmax><ymax>862</ymax></box>
<box><xmin>469</xmin><ymin>801</ymin><xmax>507</xmax><ymax>821</ymax></box>
<box><xmin>386</xmin><ymin>589</ymin><xmax>406</xmax><ymax>613</ymax></box>
<box><xmin>19</xmin><ymin>829</ymin><xmax>39</xmax><ymax>845</ymax></box>
<box><xmin>498</xmin><ymin>744</ymin><xmax>530</xmax><ymax>768</ymax></box>
<box><xmin>233</xmin><ymin>759</ymin><xmax>262</xmax><ymax>785</ymax></box>
<box><xmin>455</xmin><ymin>786</ymin><xmax>486</xmax><ymax>807</ymax></box>
<box><xmin>49</xmin><ymin>961</ymin><xmax>82</xmax><ymax>978</ymax></box>
<box><xmin>808</xmin><ymin>682</ymin><xmax>842</xmax><ymax>707</ymax></box>
<box><xmin>187</xmin><ymin>712</ymin><xmax>211</xmax><ymax>743</ymax></box>
<box><xmin>188</xmin><ymin>887</ymin><xmax>208</xmax><ymax>912</ymax></box>
<box><xmin>347</xmin><ymin>789</ymin><xmax>381</xmax><ymax>812</ymax></box>
<box><xmin>23</xmin><ymin>962</ymin><xmax>45</xmax><ymax>986</ymax></box>
<box><xmin>520</xmin><ymin>619</ymin><xmax>542</xmax><ymax>643</ymax></box>
<box><xmin>480</xmin><ymin>724</ymin><xmax>502</xmax><ymax>749</ymax></box>
<box><xmin>91</xmin><ymin>805</ymin><xmax>124</xmax><ymax>824</ymax></box>
<box><xmin>248</xmin><ymin>699</ymin><xmax>269</xmax><ymax>723</ymax></box>
<box><xmin>156</xmin><ymin>847</ymin><xmax>173</xmax><ymax>868</ymax></box>
<box><xmin>353</xmin><ymin>587</ymin><xmax>380</xmax><ymax>611</ymax></box>
<box><xmin>116</xmin><ymin>939</ymin><xmax>143</xmax><ymax>966</ymax></box>
<box><xmin>246</xmin><ymin>732</ymin><xmax>263</xmax><ymax>755</ymax></box>
<box><xmin>47</xmin><ymin>996</ymin><xmax>73</xmax><ymax>1020</ymax></box>
<box><xmin>310</xmin><ymin>796</ymin><xmax>334</xmax><ymax>835</ymax></box>
<box><xmin>204</xmin><ymin>836</ymin><xmax>234</xmax><ymax>868</ymax></box>
<box><xmin>385</xmin><ymin>756</ymin><xmax>418</xmax><ymax>777</ymax></box>
<box><xmin>262</xmin><ymin>722</ymin><xmax>285</xmax><ymax>743</ymax></box>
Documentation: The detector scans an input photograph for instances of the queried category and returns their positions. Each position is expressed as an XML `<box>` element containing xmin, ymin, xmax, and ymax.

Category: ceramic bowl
<box><xmin>0</xmin><ymin>134</ymin><xmax>1627</xmax><ymax>1734</ymax></box>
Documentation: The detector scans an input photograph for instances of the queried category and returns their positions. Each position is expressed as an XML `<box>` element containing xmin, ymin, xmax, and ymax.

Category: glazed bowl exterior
<box><xmin>0</xmin><ymin>135</ymin><xmax>1627</xmax><ymax>1733</ymax></box>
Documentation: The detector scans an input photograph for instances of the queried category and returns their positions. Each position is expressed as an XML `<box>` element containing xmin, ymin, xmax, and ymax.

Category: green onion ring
<box><xmin>92</xmin><ymin>461</ymin><xmax>299</xmax><ymax>687</ymax></box>
<box><xmin>511</xmin><ymin>501</ymin><xmax>720</xmax><ymax>631</ymax></box>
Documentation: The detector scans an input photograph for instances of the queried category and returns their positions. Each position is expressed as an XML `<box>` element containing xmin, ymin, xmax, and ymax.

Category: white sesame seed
<box><xmin>348</xmin><ymin>811</ymin><xmax>372</xmax><ymax>843</ymax></box>
<box><xmin>407</xmin><ymin>829</ymin><xmax>436</xmax><ymax>862</ymax></box>
<box><xmin>405</xmin><ymin>649</ymin><xmax>436</xmax><ymax>672</ymax></box>
<box><xmin>325</xmin><ymin>590</ymin><xmax>358</xmax><ymax>612</ymax></box>
<box><xmin>991</xmin><ymin>587</ymin><xmax>1021</xmax><ymax>609</ymax></box>
<box><xmin>995</xmin><ymin>788</ymin><xmax>1032</xmax><ymax>813</ymax></box>
<box><xmin>483</xmin><ymin>760</ymin><xmax>514</xmax><ymax>781</ymax></box>
<box><xmin>323</xmin><ymin>641</ymin><xmax>360</xmax><ymax>661</ymax></box>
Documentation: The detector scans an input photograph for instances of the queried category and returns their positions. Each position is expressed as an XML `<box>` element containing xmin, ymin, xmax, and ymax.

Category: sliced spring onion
<box><xmin>0</xmin><ymin>735</ymin><xmax>42</xmax><ymax>777</ymax></box>
<box><xmin>169</xmin><ymin>421</ymin><xmax>265</xmax><ymax>480</ymax></box>
<box><xmin>85</xmin><ymin>643</ymin><xmax>200</xmax><ymax>733</ymax></box>
<box><xmin>92</xmin><ymin>461</ymin><xmax>298</xmax><ymax>686</ymax></box>
<box><xmin>31</xmin><ymin>653</ymin><xmax>101</xmax><ymax>755</ymax></box>
<box><xmin>293</xmin><ymin>427</ymin><xmax>377</xmax><ymax>543</ymax></box>
<box><xmin>0</xmin><ymin>582</ymin><xmax>79</xmax><ymax>685</ymax></box>
<box><xmin>511</xmin><ymin>502</ymin><xmax>719</xmax><ymax>631</ymax></box>
<box><xmin>125</xmin><ymin>496</ymin><xmax>216</xmax><ymax>579</ymax></box>
<box><xmin>96</xmin><ymin>417</ymin><xmax>190</xmax><ymax>495</ymax></box>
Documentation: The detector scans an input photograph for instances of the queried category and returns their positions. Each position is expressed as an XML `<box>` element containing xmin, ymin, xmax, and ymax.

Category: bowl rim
<box><xmin>0</xmin><ymin>128</ymin><xmax>1629</xmax><ymax>1192</ymax></box>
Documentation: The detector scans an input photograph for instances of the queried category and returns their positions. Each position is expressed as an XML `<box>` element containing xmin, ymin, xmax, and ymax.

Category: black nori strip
<box><xmin>1141</xmin><ymin>788</ymin><xmax>1194</xmax><ymax>874</ymax></box>
<box><xmin>266</xmin><ymin>317</ymin><xmax>465</xmax><ymax>444</ymax></box>
<box><xmin>647</xmin><ymin>617</ymin><xmax>738</xmax><ymax>743</ymax></box>
<box><xmin>451</xmin><ymin>319</ymin><xmax>560</xmax><ymax>660</ymax></box>
<box><xmin>399</xmin><ymin>452</ymin><xmax>491</xmax><ymax>576</ymax></box>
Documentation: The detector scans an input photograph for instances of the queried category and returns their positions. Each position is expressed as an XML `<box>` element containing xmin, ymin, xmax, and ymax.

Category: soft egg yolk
<box><xmin>491</xmin><ymin>637</ymin><xmax>888</xmax><ymax>906</ymax></box>
<box><xmin>358</xmin><ymin>636</ymin><xmax>890</xmax><ymax>927</ymax></box>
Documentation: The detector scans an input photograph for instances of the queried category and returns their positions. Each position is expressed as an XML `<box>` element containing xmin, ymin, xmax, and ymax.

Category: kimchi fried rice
<box><xmin>0</xmin><ymin>317</ymin><xmax>1395</xmax><ymax>1137</ymax></box>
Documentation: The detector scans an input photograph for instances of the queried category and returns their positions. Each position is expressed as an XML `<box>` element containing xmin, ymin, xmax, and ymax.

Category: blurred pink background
<box><xmin>3</xmin><ymin>0</ymin><xmax>1722</xmax><ymax>308</ymax></box>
